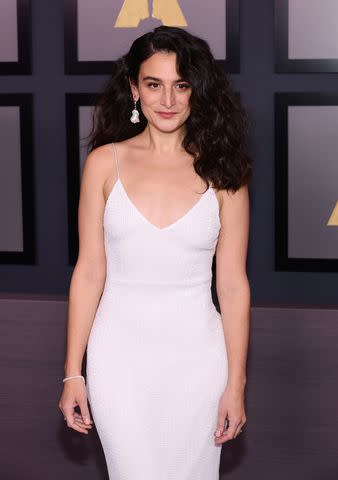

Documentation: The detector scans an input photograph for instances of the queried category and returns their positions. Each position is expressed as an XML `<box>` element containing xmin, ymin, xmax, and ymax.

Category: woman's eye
<box><xmin>146</xmin><ymin>83</ymin><xmax>190</xmax><ymax>89</ymax></box>
<box><xmin>147</xmin><ymin>83</ymin><xmax>160</xmax><ymax>88</ymax></box>
<box><xmin>176</xmin><ymin>83</ymin><xmax>190</xmax><ymax>89</ymax></box>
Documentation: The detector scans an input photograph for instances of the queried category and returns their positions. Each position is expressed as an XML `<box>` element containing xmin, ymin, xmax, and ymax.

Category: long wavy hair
<box><xmin>86</xmin><ymin>26</ymin><xmax>252</xmax><ymax>193</ymax></box>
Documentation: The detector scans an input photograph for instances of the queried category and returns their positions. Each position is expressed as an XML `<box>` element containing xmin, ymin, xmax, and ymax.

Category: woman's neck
<box><xmin>140</xmin><ymin>123</ymin><xmax>187</xmax><ymax>154</ymax></box>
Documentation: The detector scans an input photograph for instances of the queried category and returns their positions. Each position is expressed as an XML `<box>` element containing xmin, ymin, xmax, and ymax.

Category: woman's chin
<box><xmin>147</xmin><ymin>117</ymin><xmax>186</xmax><ymax>132</ymax></box>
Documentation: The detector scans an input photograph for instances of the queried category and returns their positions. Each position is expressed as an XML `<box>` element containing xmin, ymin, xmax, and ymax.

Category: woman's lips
<box><xmin>156</xmin><ymin>112</ymin><xmax>177</xmax><ymax>118</ymax></box>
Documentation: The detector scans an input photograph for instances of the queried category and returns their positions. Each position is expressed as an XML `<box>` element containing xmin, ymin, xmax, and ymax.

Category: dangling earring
<box><xmin>130</xmin><ymin>98</ymin><xmax>140</xmax><ymax>124</ymax></box>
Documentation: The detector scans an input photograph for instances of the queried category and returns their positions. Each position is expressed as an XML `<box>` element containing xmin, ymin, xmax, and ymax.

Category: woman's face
<box><xmin>129</xmin><ymin>51</ymin><xmax>192</xmax><ymax>132</ymax></box>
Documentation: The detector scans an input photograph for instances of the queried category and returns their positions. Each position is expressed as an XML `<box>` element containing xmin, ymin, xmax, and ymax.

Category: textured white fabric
<box><xmin>86</xmin><ymin>142</ymin><xmax>228</xmax><ymax>480</ymax></box>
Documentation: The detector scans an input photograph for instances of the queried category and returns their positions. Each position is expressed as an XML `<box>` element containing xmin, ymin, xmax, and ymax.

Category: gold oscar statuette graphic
<box><xmin>114</xmin><ymin>0</ymin><xmax>149</xmax><ymax>28</ymax></box>
<box><xmin>152</xmin><ymin>0</ymin><xmax>187</xmax><ymax>26</ymax></box>
<box><xmin>327</xmin><ymin>201</ymin><xmax>338</xmax><ymax>226</ymax></box>
<box><xmin>114</xmin><ymin>0</ymin><xmax>187</xmax><ymax>28</ymax></box>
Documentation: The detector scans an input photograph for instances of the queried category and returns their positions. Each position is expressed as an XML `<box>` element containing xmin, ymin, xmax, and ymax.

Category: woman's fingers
<box><xmin>214</xmin><ymin>417</ymin><xmax>245</xmax><ymax>443</ymax></box>
<box><xmin>65</xmin><ymin>414</ymin><xmax>90</xmax><ymax>434</ymax></box>
<box><xmin>62</xmin><ymin>408</ymin><xmax>92</xmax><ymax>434</ymax></box>
<box><xmin>234</xmin><ymin>415</ymin><xmax>246</xmax><ymax>438</ymax></box>
<box><xmin>225</xmin><ymin>417</ymin><xmax>239</xmax><ymax>440</ymax></box>
<box><xmin>73</xmin><ymin>413</ymin><xmax>93</xmax><ymax>429</ymax></box>
<box><xmin>233</xmin><ymin>423</ymin><xmax>243</xmax><ymax>438</ymax></box>
<box><xmin>214</xmin><ymin>408</ymin><xmax>227</xmax><ymax>440</ymax></box>
<box><xmin>77</xmin><ymin>398</ymin><xmax>92</xmax><ymax>426</ymax></box>
<box><xmin>213</xmin><ymin>423</ymin><xmax>224</xmax><ymax>440</ymax></box>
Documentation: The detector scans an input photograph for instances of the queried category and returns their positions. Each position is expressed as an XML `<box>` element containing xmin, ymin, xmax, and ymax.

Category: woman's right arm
<box><xmin>59</xmin><ymin>146</ymin><xmax>111</xmax><ymax>434</ymax></box>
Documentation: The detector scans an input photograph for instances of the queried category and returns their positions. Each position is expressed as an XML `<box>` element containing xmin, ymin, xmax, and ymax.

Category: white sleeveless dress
<box><xmin>86</xmin><ymin>142</ymin><xmax>228</xmax><ymax>480</ymax></box>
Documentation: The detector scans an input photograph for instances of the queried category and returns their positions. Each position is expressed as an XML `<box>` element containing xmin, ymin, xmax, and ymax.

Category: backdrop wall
<box><xmin>0</xmin><ymin>0</ymin><xmax>337</xmax><ymax>304</ymax></box>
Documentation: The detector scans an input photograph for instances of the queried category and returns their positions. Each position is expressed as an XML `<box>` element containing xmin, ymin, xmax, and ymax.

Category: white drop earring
<box><xmin>130</xmin><ymin>99</ymin><xmax>140</xmax><ymax>124</ymax></box>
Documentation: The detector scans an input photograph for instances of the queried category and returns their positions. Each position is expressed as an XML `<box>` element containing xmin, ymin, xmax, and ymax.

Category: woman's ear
<box><xmin>128</xmin><ymin>78</ymin><xmax>139</xmax><ymax>102</ymax></box>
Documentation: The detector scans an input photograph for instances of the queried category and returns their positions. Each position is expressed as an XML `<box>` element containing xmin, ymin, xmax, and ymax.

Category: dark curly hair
<box><xmin>86</xmin><ymin>26</ymin><xmax>252</xmax><ymax>193</ymax></box>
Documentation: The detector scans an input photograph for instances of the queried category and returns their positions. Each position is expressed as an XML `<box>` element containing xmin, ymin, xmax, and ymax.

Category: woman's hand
<box><xmin>214</xmin><ymin>384</ymin><xmax>247</xmax><ymax>444</ymax></box>
<box><xmin>58</xmin><ymin>378</ymin><xmax>94</xmax><ymax>434</ymax></box>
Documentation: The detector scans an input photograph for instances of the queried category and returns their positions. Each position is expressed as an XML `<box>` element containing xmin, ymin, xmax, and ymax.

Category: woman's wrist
<box><xmin>64</xmin><ymin>363</ymin><xmax>82</xmax><ymax>377</ymax></box>
<box><xmin>63</xmin><ymin>375</ymin><xmax>86</xmax><ymax>384</ymax></box>
<box><xmin>64</xmin><ymin>369</ymin><xmax>82</xmax><ymax>376</ymax></box>
<box><xmin>226</xmin><ymin>378</ymin><xmax>247</xmax><ymax>393</ymax></box>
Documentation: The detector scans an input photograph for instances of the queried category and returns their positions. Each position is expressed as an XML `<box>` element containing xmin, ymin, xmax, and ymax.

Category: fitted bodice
<box><xmin>102</xmin><ymin>143</ymin><xmax>221</xmax><ymax>294</ymax></box>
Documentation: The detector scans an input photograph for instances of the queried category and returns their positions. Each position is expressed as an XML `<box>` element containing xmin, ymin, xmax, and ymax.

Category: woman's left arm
<box><xmin>214</xmin><ymin>183</ymin><xmax>251</xmax><ymax>444</ymax></box>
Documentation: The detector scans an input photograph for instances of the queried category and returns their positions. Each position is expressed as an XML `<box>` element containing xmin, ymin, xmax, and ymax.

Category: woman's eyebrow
<box><xmin>142</xmin><ymin>76</ymin><xmax>186</xmax><ymax>82</ymax></box>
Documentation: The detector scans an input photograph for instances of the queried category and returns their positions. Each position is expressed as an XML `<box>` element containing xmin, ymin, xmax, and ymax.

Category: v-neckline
<box><xmin>116</xmin><ymin>178</ymin><xmax>211</xmax><ymax>232</ymax></box>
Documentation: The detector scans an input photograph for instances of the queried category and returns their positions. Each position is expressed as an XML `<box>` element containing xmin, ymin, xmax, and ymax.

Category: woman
<box><xmin>59</xmin><ymin>25</ymin><xmax>252</xmax><ymax>479</ymax></box>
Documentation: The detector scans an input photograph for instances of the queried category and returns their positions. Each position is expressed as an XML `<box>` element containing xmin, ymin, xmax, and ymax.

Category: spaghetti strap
<box><xmin>112</xmin><ymin>142</ymin><xmax>120</xmax><ymax>179</ymax></box>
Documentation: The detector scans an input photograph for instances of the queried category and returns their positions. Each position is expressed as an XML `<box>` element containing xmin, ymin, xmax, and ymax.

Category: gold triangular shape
<box><xmin>114</xmin><ymin>0</ymin><xmax>188</xmax><ymax>28</ymax></box>
<box><xmin>327</xmin><ymin>201</ymin><xmax>338</xmax><ymax>226</ymax></box>
<box><xmin>152</xmin><ymin>0</ymin><xmax>188</xmax><ymax>26</ymax></box>
<box><xmin>114</xmin><ymin>0</ymin><xmax>149</xmax><ymax>28</ymax></box>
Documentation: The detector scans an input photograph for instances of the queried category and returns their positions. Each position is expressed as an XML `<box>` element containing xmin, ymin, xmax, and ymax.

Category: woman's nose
<box><xmin>160</xmin><ymin>88</ymin><xmax>175</xmax><ymax>108</ymax></box>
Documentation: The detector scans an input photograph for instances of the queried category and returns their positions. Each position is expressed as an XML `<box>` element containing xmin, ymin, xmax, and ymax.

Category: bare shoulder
<box><xmin>214</xmin><ymin>183</ymin><xmax>250</xmax><ymax>239</ymax></box>
<box><xmin>213</xmin><ymin>183</ymin><xmax>248</xmax><ymax>213</ymax></box>
<box><xmin>83</xmin><ymin>143</ymin><xmax>114</xmax><ymax>174</ymax></box>
<box><xmin>77</xmin><ymin>144</ymin><xmax>117</xmax><ymax>210</ymax></box>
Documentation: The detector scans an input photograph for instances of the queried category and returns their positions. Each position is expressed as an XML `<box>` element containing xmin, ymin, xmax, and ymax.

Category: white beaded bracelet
<box><xmin>63</xmin><ymin>375</ymin><xmax>85</xmax><ymax>383</ymax></box>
